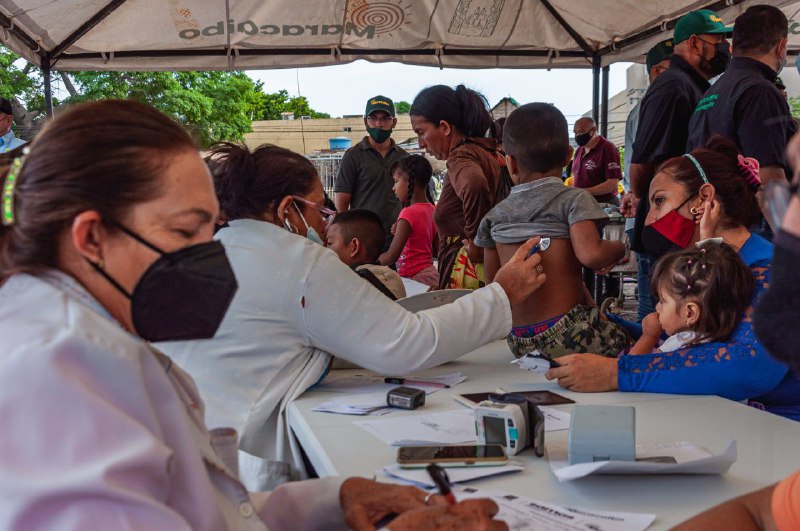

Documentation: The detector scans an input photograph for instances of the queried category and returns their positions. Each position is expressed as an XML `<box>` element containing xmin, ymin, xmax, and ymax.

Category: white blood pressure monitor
<box><xmin>475</xmin><ymin>400</ymin><xmax>529</xmax><ymax>456</ymax></box>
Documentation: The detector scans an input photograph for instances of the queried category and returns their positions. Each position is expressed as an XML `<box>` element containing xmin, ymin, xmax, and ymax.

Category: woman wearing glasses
<box><xmin>159</xmin><ymin>142</ymin><xmax>548</xmax><ymax>491</ymax></box>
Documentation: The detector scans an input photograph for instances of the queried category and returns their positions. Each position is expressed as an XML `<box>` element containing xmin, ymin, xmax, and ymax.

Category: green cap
<box><xmin>646</xmin><ymin>39</ymin><xmax>674</xmax><ymax>71</ymax></box>
<box><xmin>673</xmin><ymin>9</ymin><xmax>732</xmax><ymax>44</ymax></box>
<box><xmin>365</xmin><ymin>95</ymin><xmax>395</xmax><ymax>117</ymax></box>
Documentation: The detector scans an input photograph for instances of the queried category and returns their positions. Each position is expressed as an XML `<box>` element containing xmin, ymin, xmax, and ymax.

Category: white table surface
<box><xmin>287</xmin><ymin>340</ymin><xmax>800</xmax><ymax>529</ymax></box>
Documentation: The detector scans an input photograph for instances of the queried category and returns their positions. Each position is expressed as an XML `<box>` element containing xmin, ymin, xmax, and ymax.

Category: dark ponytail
<box><xmin>410</xmin><ymin>84</ymin><xmax>493</xmax><ymax>138</ymax></box>
<box><xmin>207</xmin><ymin>142</ymin><xmax>318</xmax><ymax>220</ymax></box>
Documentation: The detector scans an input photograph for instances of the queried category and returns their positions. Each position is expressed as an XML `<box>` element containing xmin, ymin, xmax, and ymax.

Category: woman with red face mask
<box><xmin>545</xmin><ymin>136</ymin><xmax>800</xmax><ymax>422</ymax></box>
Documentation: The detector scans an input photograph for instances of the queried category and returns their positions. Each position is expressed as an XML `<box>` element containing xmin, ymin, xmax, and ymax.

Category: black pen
<box><xmin>426</xmin><ymin>463</ymin><xmax>456</xmax><ymax>505</ymax></box>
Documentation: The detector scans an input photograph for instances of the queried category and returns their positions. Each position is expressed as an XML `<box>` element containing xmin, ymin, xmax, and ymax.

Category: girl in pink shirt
<box><xmin>379</xmin><ymin>155</ymin><xmax>439</xmax><ymax>287</ymax></box>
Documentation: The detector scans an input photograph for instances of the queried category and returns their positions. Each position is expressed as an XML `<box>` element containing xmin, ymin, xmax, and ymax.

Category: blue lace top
<box><xmin>618</xmin><ymin>234</ymin><xmax>800</xmax><ymax>421</ymax></box>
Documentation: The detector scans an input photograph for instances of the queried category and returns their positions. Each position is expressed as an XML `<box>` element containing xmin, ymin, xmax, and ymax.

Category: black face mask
<box><xmin>89</xmin><ymin>223</ymin><xmax>238</xmax><ymax>342</ymax></box>
<box><xmin>701</xmin><ymin>41</ymin><xmax>730</xmax><ymax>78</ymax></box>
<box><xmin>575</xmin><ymin>131</ymin><xmax>592</xmax><ymax>147</ymax></box>
<box><xmin>753</xmin><ymin>232</ymin><xmax>800</xmax><ymax>374</ymax></box>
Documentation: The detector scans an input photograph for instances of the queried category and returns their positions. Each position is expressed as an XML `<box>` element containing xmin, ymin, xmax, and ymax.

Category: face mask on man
<box><xmin>640</xmin><ymin>194</ymin><xmax>699</xmax><ymax>258</ymax></box>
<box><xmin>367</xmin><ymin>127</ymin><xmax>392</xmax><ymax>144</ymax></box>
<box><xmin>575</xmin><ymin>130</ymin><xmax>593</xmax><ymax>147</ymax></box>
<box><xmin>753</xmin><ymin>231</ymin><xmax>800</xmax><ymax>374</ymax></box>
<box><xmin>699</xmin><ymin>40</ymin><xmax>730</xmax><ymax>77</ymax></box>
<box><xmin>89</xmin><ymin>222</ymin><xmax>238</xmax><ymax>342</ymax></box>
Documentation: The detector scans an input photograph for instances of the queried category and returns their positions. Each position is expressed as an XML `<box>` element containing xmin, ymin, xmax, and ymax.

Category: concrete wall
<box><xmin>245</xmin><ymin>115</ymin><xmax>415</xmax><ymax>155</ymax></box>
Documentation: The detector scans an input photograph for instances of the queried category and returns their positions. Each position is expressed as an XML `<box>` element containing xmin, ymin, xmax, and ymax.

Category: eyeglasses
<box><xmin>762</xmin><ymin>180</ymin><xmax>799</xmax><ymax>231</ymax></box>
<box><xmin>291</xmin><ymin>195</ymin><xmax>336</xmax><ymax>223</ymax></box>
<box><xmin>366</xmin><ymin>114</ymin><xmax>393</xmax><ymax>124</ymax></box>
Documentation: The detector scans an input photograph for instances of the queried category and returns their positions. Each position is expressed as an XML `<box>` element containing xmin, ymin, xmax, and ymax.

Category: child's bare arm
<box><xmin>569</xmin><ymin>220</ymin><xmax>625</xmax><ymax>270</ymax></box>
<box><xmin>484</xmin><ymin>247</ymin><xmax>501</xmax><ymax>283</ymax></box>
<box><xmin>378</xmin><ymin>219</ymin><xmax>411</xmax><ymax>266</ymax></box>
<box><xmin>629</xmin><ymin>313</ymin><xmax>663</xmax><ymax>355</ymax></box>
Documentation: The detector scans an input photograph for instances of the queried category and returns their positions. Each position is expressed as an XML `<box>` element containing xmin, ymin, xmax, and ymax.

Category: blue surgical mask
<box><xmin>291</xmin><ymin>201</ymin><xmax>324</xmax><ymax>245</ymax></box>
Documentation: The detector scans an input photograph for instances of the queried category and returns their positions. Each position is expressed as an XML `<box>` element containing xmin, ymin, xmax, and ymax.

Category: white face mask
<box><xmin>285</xmin><ymin>201</ymin><xmax>324</xmax><ymax>245</ymax></box>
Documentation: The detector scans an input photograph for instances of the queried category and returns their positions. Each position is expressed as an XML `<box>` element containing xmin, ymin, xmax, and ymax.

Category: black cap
<box><xmin>0</xmin><ymin>98</ymin><xmax>12</xmax><ymax>116</ymax></box>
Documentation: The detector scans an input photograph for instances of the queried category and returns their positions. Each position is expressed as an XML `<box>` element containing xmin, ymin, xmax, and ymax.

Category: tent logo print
<box><xmin>709</xmin><ymin>15</ymin><xmax>723</xmax><ymax>23</ymax></box>
<box><xmin>349</xmin><ymin>1</ymin><xmax>413</xmax><ymax>37</ymax></box>
<box><xmin>177</xmin><ymin>19</ymin><xmax>377</xmax><ymax>40</ymax></box>
<box><xmin>449</xmin><ymin>0</ymin><xmax>505</xmax><ymax>37</ymax></box>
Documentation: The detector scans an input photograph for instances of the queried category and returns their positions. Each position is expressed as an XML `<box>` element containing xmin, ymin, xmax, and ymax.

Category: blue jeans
<box><xmin>637</xmin><ymin>252</ymin><xmax>655</xmax><ymax>322</ymax></box>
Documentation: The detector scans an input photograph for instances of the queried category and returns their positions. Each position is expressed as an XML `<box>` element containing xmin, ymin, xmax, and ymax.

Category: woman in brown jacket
<box><xmin>410</xmin><ymin>85</ymin><xmax>503</xmax><ymax>290</ymax></box>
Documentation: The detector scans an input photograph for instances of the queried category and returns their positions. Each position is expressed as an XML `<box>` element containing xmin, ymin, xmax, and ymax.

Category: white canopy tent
<box><xmin>0</xmin><ymin>0</ymin><xmax>795</xmax><ymax>129</ymax></box>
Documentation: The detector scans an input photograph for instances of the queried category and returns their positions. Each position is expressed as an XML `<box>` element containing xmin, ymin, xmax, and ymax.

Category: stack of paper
<box><xmin>311</xmin><ymin>392</ymin><xmax>393</xmax><ymax>416</ymax></box>
<box><xmin>456</xmin><ymin>487</ymin><xmax>656</xmax><ymax>531</ymax></box>
<box><xmin>380</xmin><ymin>463</ymin><xmax>524</xmax><ymax>487</ymax></box>
<box><xmin>355</xmin><ymin>410</ymin><xmax>478</xmax><ymax>446</ymax></box>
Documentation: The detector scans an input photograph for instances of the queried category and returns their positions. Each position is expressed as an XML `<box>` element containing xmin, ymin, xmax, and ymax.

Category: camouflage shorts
<box><xmin>507</xmin><ymin>305</ymin><xmax>631</xmax><ymax>359</ymax></box>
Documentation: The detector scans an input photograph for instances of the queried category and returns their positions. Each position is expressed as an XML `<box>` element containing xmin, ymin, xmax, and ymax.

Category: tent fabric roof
<box><xmin>0</xmin><ymin>0</ymin><xmax>795</xmax><ymax>72</ymax></box>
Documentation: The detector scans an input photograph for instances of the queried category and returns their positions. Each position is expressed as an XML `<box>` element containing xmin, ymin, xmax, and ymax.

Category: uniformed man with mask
<box><xmin>687</xmin><ymin>5</ymin><xmax>796</xmax><ymax>241</ymax></box>
<box><xmin>334</xmin><ymin>96</ymin><xmax>408</xmax><ymax>250</ymax></box>
<box><xmin>627</xmin><ymin>9</ymin><xmax>731</xmax><ymax>319</ymax></box>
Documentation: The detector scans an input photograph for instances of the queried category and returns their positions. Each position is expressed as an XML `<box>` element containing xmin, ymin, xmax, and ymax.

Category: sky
<box><xmin>249</xmin><ymin>59</ymin><xmax>636</xmax><ymax>126</ymax></box>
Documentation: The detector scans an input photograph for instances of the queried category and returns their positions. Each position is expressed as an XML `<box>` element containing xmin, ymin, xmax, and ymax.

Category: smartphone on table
<box><xmin>396</xmin><ymin>444</ymin><xmax>508</xmax><ymax>468</ymax></box>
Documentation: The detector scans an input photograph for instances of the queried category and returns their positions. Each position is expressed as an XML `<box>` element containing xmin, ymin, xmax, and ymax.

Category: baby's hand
<box><xmin>642</xmin><ymin>312</ymin><xmax>663</xmax><ymax>338</ymax></box>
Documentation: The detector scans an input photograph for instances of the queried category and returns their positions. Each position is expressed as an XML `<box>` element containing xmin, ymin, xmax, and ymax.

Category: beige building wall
<box><xmin>245</xmin><ymin>115</ymin><xmax>416</xmax><ymax>155</ymax></box>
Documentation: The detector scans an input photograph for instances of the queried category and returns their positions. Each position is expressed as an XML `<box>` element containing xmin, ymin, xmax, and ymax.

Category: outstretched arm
<box><xmin>570</xmin><ymin>219</ymin><xmax>625</xmax><ymax>270</ymax></box>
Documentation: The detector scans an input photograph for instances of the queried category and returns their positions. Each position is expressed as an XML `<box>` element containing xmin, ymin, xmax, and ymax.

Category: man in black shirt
<box><xmin>627</xmin><ymin>9</ymin><xmax>731</xmax><ymax>320</ymax></box>
<box><xmin>686</xmin><ymin>5</ymin><xmax>795</xmax><ymax>240</ymax></box>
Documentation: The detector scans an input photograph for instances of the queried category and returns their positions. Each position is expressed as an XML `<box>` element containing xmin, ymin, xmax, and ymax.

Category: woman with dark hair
<box><xmin>410</xmin><ymin>84</ymin><xmax>503</xmax><ymax>289</ymax></box>
<box><xmin>546</xmin><ymin>137</ymin><xmax>800</xmax><ymax>421</ymax></box>
<box><xmin>0</xmin><ymin>100</ymin><xmax>512</xmax><ymax>530</ymax></box>
<box><xmin>159</xmin><ymin>141</ymin><xmax>547</xmax><ymax>490</ymax></box>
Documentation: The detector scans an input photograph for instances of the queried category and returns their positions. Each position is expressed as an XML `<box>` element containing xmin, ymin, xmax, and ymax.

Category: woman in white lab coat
<box><xmin>159</xmin><ymin>142</ymin><xmax>547</xmax><ymax>490</ymax></box>
<box><xmin>0</xmin><ymin>100</ymin><xmax>508</xmax><ymax>531</ymax></box>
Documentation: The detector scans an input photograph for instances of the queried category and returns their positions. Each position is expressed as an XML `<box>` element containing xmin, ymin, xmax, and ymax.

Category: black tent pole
<box><xmin>591</xmin><ymin>54</ymin><xmax>600</xmax><ymax>125</ymax></box>
<box><xmin>601</xmin><ymin>64</ymin><xmax>610</xmax><ymax>137</ymax></box>
<box><xmin>43</xmin><ymin>55</ymin><xmax>53</xmax><ymax>118</ymax></box>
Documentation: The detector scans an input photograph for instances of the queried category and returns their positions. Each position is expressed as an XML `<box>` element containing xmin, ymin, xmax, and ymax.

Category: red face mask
<box><xmin>641</xmin><ymin>195</ymin><xmax>697</xmax><ymax>258</ymax></box>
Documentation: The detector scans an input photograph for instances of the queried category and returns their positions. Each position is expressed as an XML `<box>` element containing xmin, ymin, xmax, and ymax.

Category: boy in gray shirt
<box><xmin>476</xmin><ymin>103</ymin><xmax>630</xmax><ymax>359</ymax></box>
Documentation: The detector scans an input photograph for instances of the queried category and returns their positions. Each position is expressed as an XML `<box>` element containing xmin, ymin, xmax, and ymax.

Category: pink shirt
<box><xmin>396</xmin><ymin>202</ymin><xmax>436</xmax><ymax>277</ymax></box>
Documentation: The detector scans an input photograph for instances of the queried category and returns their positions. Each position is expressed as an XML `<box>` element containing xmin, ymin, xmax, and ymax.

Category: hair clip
<box><xmin>737</xmin><ymin>154</ymin><xmax>761</xmax><ymax>191</ymax></box>
<box><xmin>2</xmin><ymin>147</ymin><xmax>28</xmax><ymax>227</ymax></box>
<box><xmin>687</xmin><ymin>259</ymin><xmax>692</xmax><ymax>264</ymax></box>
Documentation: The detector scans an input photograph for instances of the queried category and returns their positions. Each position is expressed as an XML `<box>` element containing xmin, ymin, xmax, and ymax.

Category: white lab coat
<box><xmin>0</xmin><ymin>271</ymin><xmax>346</xmax><ymax>530</ymax></box>
<box><xmin>160</xmin><ymin>219</ymin><xmax>512</xmax><ymax>490</ymax></box>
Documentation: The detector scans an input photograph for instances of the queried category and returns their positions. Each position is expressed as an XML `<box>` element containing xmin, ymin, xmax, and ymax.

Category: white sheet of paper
<box><xmin>547</xmin><ymin>440</ymin><xmax>737</xmax><ymax>482</ymax></box>
<box><xmin>539</xmin><ymin>406</ymin><xmax>570</xmax><ymax>432</ymax></box>
<box><xmin>355</xmin><ymin>410</ymin><xmax>478</xmax><ymax>446</ymax></box>
<box><xmin>311</xmin><ymin>392</ymin><xmax>394</xmax><ymax>416</ymax></box>
<box><xmin>455</xmin><ymin>487</ymin><xmax>656</xmax><ymax>531</ymax></box>
<box><xmin>380</xmin><ymin>464</ymin><xmax>524</xmax><ymax>488</ymax></box>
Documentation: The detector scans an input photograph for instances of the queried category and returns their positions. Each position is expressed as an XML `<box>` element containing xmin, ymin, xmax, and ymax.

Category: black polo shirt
<box><xmin>686</xmin><ymin>57</ymin><xmax>796</xmax><ymax>173</ymax></box>
<box><xmin>334</xmin><ymin>136</ymin><xmax>408</xmax><ymax>245</ymax></box>
<box><xmin>630</xmin><ymin>55</ymin><xmax>710</xmax><ymax>252</ymax></box>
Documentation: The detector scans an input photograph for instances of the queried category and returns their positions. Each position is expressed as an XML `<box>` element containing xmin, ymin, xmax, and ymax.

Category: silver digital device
<box><xmin>474</xmin><ymin>400</ymin><xmax>529</xmax><ymax>456</ymax></box>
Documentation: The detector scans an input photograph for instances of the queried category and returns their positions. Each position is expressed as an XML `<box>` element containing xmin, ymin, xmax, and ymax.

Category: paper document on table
<box><xmin>380</xmin><ymin>463</ymin><xmax>524</xmax><ymax>488</ymax></box>
<box><xmin>313</xmin><ymin>372</ymin><xmax>465</xmax><ymax>394</ymax></box>
<box><xmin>456</xmin><ymin>487</ymin><xmax>655</xmax><ymax>531</ymax></box>
<box><xmin>355</xmin><ymin>410</ymin><xmax>478</xmax><ymax>446</ymax></box>
<box><xmin>311</xmin><ymin>392</ymin><xmax>393</xmax><ymax>416</ymax></box>
<box><xmin>547</xmin><ymin>440</ymin><xmax>737</xmax><ymax>481</ymax></box>
<box><xmin>539</xmin><ymin>406</ymin><xmax>570</xmax><ymax>432</ymax></box>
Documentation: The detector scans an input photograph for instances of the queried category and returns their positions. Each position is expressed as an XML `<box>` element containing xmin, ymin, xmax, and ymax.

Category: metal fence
<box><xmin>306</xmin><ymin>150</ymin><xmax>344</xmax><ymax>197</ymax></box>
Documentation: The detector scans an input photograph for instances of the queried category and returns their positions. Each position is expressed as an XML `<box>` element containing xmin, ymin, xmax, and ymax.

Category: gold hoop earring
<box><xmin>689</xmin><ymin>206</ymin><xmax>700</xmax><ymax>216</ymax></box>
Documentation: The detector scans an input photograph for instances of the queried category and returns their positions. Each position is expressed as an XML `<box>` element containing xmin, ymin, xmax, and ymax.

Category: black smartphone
<box><xmin>396</xmin><ymin>444</ymin><xmax>507</xmax><ymax>468</ymax></box>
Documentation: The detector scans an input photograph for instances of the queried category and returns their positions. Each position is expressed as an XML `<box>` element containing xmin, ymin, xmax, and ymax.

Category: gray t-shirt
<box><xmin>475</xmin><ymin>177</ymin><xmax>608</xmax><ymax>248</ymax></box>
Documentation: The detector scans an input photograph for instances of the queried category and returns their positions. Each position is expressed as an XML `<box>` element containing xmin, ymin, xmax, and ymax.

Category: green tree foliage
<box><xmin>252</xmin><ymin>86</ymin><xmax>330</xmax><ymax>120</ymax></box>
<box><xmin>395</xmin><ymin>100</ymin><xmax>411</xmax><ymax>114</ymax></box>
<box><xmin>790</xmin><ymin>96</ymin><xmax>800</xmax><ymax>118</ymax></box>
<box><xmin>1</xmin><ymin>45</ymin><xmax>329</xmax><ymax>146</ymax></box>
